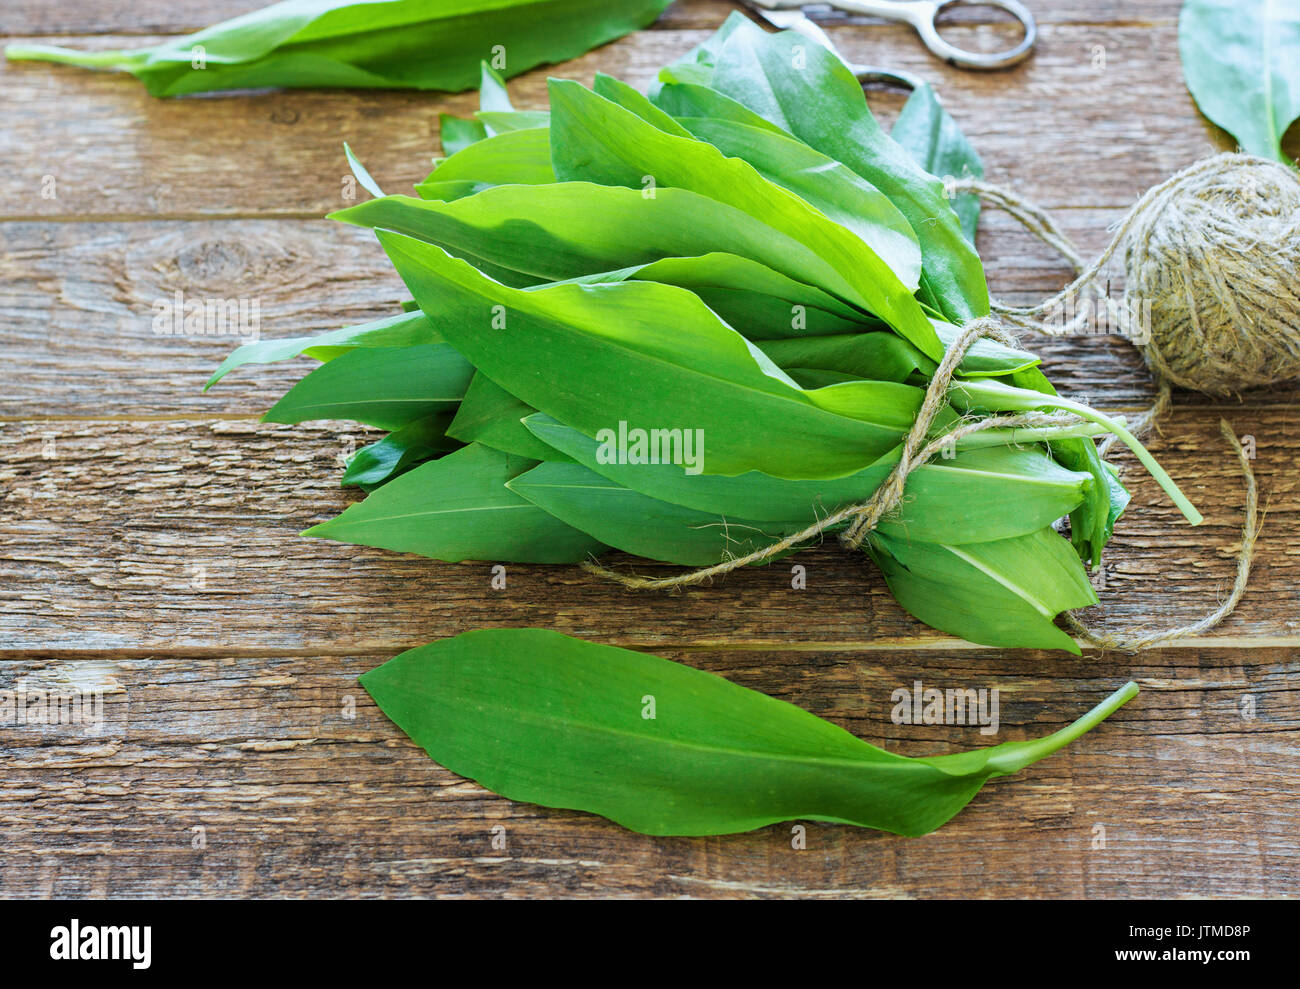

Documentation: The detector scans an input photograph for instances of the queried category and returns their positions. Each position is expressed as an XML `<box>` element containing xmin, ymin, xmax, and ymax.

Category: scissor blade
<box><xmin>748</xmin><ymin>5</ymin><xmax>838</xmax><ymax>53</ymax></box>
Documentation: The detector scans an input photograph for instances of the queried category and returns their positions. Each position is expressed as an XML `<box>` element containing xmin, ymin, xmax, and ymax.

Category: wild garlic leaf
<box><xmin>417</xmin><ymin>128</ymin><xmax>556</xmax><ymax>201</ymax></box>
<box><xmin>669</xmin><ymin>115</ymin><xmax>923</xmax><ymax>283</ymax></box>
<box><xmin>437</xmin><ymin>115</ymin><xmax>489</xmax><ymax>157</ymax></box>
<box><xmin>952</xmin><ymin>377</ymin><xmax>1201</xmax><ymax>526</ymax></box>
<box><xmin>651</xmin><ymin>79</ymin><xmax>789</xmax><ymax>136</ymax></box>
<box><xmin>306</xmin><ymin>443</ymin><xmax>604</xmax><ymax>563</ymax></box>
<box><xmin>477</xmin><ymin>60</ymin><xmax>514</xmax><ymax>115</ymax></box>
<box><xmin>508</xmin><ymin>462</ymin><xmax>809</xmax><ymax>566</ymax></box>
<box><xmin>547</xmin><ymin>79</ymin><xmax>942</xmax><ymax>358</ymax></box>
<box><xmin>341</xmin><ymin>413</ymin><xmax>461</xmax><ymax>491</ymax></box>
<box><xmin>433</xmin><ymin>62</ymin><xmax>515</xmax><ymax>156</ymax></box>
<box><xmin>446</xmin><ymin>372</ymin><xmax>569</xmax><ymax>463</ymax></box>
<box><xmin>335</xmin><ymin>184</ymin><xmax>886</xmax><ymax>300</ymax></box>
<box><xmin>360</xmin><ymin>628</ymin><xmax>1139</xmax><ymax>836</ymax></box>
<box><xmin>890</xmin><ymin>82</ymin><xmax>984</xmax><ymax>244</ymax></box>
<box><xmin>553</xmin><ymin>254</ymin><xmax>871</xmax><ymax>339</ymax></box>
<box><xmin>1180</xmin><ymin>0</ymin><xmax>1300</xmax><ymax>163</ymax></box>
<box><xmin>522</xmin><ymin>414</ymin><xmax>1090</xmax><ymax>545</ymax></box>
<box><xmin>205</xmin><ymin>309</ymin><xmax>437</xmax><ymax>390</ymax></box>
<box><xmin>590</xmin><ymin>72</ymin><xmax>696</xmax><ymax>138</ymax></box>
<box><xmin>867</xmin><ymin>527</ymin><xmax>1100</xmax><ymax>653</ymax></box>
<box><xmin>377</xmin><ymin>231</ymin><xmax>926</xmax><ymax>479</ymax></box>
<box><xmin>263</xmin><ymin>343</ymin><xmax>473</xmax><ymax>430</ymax></box>
<box><xmin>6</xmin><ymin>0</ymin><xmax>676</xmax><ymax>97</ymax></box>
<box><xmin>671</xmin><ymin>13</ymin><xmax>989</xmax><ymax>325</ymax></box>
<box><xmin>649</xmin><ymin>80</ymin><xmax>924</xmax><ymax>280</ymax></box>
<box><xmin>343</xmin><ymin>141</ymin><xmax>385</xmax><ymax>199</ymax></box>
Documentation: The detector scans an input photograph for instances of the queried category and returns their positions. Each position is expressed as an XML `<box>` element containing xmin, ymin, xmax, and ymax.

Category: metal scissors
<box><xmin>746</xmin><ymin>1</ymin><xmax>1037</xmax><ymax>73</ymax></box>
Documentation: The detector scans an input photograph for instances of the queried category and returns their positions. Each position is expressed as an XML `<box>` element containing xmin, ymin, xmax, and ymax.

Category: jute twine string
<box><xmin>590</xmin><ymin>153</ymin><xmax>1271</xmax><ymax>652</ymax></box>
<box><xmin>582</xmin><ymin>317</ymin><xmax>1085</xmax><ymax>589</ymax></box>
<box><xmin>950</xmin><ymin>156</ymin><xmax>1267</xmax><ymax>651</ymax></box>
<box><xmin>955</xmin><ymin>152</ymin><xmax>1300</xmax><ymax>394</ymax></box>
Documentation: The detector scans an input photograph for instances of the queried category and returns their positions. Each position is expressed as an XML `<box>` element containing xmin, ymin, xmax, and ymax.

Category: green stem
<box><xmin>986</xmin><ymin>681</ymin><xmax>1139</xmax><ymax>775</ymax></box>
<box><xmin>953</xmin><ymin>420</ymin><xmax>1116</xmax><ymax>451</ymax></box>
<box><xmin>4</xmin><ymin>44</ymin><xmax>139</xmax><ymax>71</ymax></box>
<box><xmin>952</xmin><ymin>380</ymin><xmax>1204</xmax><ymax>526</ymax></box>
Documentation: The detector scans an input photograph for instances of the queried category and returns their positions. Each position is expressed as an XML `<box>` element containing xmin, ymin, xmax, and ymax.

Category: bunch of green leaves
<box><xmin>211</xmin><ymin>14</ymin><xmax>1202</xmax><ymax>654</ymax></box>
<box><xmin>1180</xmin><ymin>0</ymin><xmax>1300</xmax><ymax>164</ymax></box>
<box><xmin>4</xmin><ymin>0</ymin><xmax>673</xmax><ymax>97</ymax></box>
<box><xmin>361</xmin><ymin>628</ymin><xmax>1140</xmax><ymax>836</ymax></box>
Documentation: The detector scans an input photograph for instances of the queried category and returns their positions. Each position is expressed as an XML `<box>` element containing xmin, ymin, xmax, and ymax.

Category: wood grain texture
<box><xmin>0</xmin><ymin>0</ymin><xmax>1187</xmax><ymax>37</ymax></box>
<box><xmin>0</xmin><ymin>413</ymin><xmax>1291</xmax><ymax>652</ymax></box>
<box><xmin>1</xmin><ymin>0</ymin><xmax>1297</xmax><ymax>899</ymax></box>
<box><xmin>0</xmin><ymin>21</ymin><xmax>1237</xmax><ymax>219</ymax></box>
<box><xmin>6</xmin><ymin>210</ymin><xmax>1267</xmax><ymax>418</ymax></box>
<box><xmin>2</xmin><ymin>647</ymin><xmax>1295</xmax><ymax>898</ymax></box>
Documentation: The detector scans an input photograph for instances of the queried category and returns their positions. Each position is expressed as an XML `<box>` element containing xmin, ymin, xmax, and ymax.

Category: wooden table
<box><xmin>2</xmin><ymin>0</ymin><xmax>1296</xmax><ymax>899</ymax></box>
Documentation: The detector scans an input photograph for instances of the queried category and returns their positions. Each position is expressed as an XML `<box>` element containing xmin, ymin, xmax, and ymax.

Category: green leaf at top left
<box><xmin>306</xmin><ymin>443</ymin><xmax>604</xmax><ymax>564</ymax></box>
<box><xmin>263</xmin><ymin>343</ymin><xmax>473</xmax><ymax>430</ymax></box>
<box><xmin>5</xmin><ymin>0</ymin><xmax>677</xmax><ymax>97</ymax></box>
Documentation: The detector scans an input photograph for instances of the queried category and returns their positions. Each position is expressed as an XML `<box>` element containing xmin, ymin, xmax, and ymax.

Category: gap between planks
<box><xmin>2</xmin><ymin>632</ymin><xmax>1298</xmax><ymax>662</ymax></box>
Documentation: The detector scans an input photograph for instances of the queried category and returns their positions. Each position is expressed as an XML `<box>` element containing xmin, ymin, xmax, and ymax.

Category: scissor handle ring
<box><xmin>920</xmin><ymin>0</ymin><xmax>1037</xmax><ymax>70</ymax></box>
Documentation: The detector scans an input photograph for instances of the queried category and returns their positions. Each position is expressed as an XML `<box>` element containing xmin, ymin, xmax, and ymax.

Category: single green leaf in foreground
<box><xmin>1180</xmin><ymin>0</ymin><xmax>1300</xmax><ymax>163</ymax></box>
<box><xmin>361</xmin><ymin>628</ymin><xmax>1139</xmax><ymax>836</ymax></box>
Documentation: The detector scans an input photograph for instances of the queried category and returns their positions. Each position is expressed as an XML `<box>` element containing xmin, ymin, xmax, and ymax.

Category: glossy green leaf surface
<box><xmin>663</xmin><ymin>13</ymin><xmax>989</xmax><ymax>324</ymax></box>
<box><xmin>263</xmin><ymin>343</ymin><xmax>473</xmax><ymax>429</ymax></box>
<box><xmin>523</xmin><ymin>414</ymin><xmax>1090</xmax><ymax>544</ymax></box>
<box><xmin>438</xmin><ymin>114</ymin><xmax>488</xmax><ymax>157</ymax></box>
<box><xmin>562</xmin><ymin>254</ymin><xmax>871</xmax><ymax>339</ymax></box>
<box><xmin>891</xmin><ymin>82</ymin><xmax>984</xmax><ymax>243</ymax></box>
<box><xmin>446</xmin><ymin>372</ymin><xmax>568</xmax><ymax>462</ymax></box>
<box><xmin>548</xmin><ymin>78</ymin><xmax>942</xmax><ymax>357</ymax></box>
<box><xmin>341</xmin><ymin>413</ymin><xmax>461</xmax><ymax>490</ymax></box>
<box><xmin>361</xmin><ymin>628</ymin><xmax>1139</xmax><ymax>836</ymax></box>
<box><xmin>205</xmin><ymin>309</ymin><xmax>437</xmax><ymax>389</ymax></box>
<box><xmin>868</xmin><ymin>527</ymin><xmax>1100</xmax><ymax>653</ymax></box>
<box><xmin>1180</xmin><ymin>0</ymin><xmax>1300</xmax><ymax>162</ymax></box>
<box><xmin>417</xmin><ymin>127</ymin><xmax>556</xmax><ymax>200</ymax></box>
<box><xmin>335</xmin><ymin>183</ymin><xmax>880</xmax><ymax>301</ymax></box>
<box><xmin>377</xmin><ymin>230</ymin><xmax>922</xmax><ymax>479</ymax></box>
<box><xmin>508</xmin><ymin>461</ymin><xmax>807</xmax><ymax>565</ymax></box>
<box><xmin>306</xmin><ymin>442</ymin><xmax>603</xmax><ymax>563</ymax></box>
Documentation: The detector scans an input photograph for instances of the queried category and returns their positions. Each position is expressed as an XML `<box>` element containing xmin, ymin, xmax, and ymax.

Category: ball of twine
<box><xmin>970</xmin><ymin>152</ymin><xmax>1300</xmax><ymax>396</ymax></box>
<box><xmin>1127</xmin><ymin>154</ymin><xmax>1300</xmax><ymax>395</ymax></box>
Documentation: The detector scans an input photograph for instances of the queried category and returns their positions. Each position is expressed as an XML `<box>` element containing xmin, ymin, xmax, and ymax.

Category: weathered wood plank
<box><xmin>2</xmin><ymin>0</ymin><xmax>1294</xmax><ymax>902</ymax></box>
<box><xmin>0</xmin><ymin>21</ymin><xmax>1237</xmax><ymax>220</ymax></box>
<box><xmin>0</xmin><ymin>412</ymin><xmax>1289</xmax><ymax>652</ymax></box>
<box><xmin>4</xmin><ymin>209</ymin><xmax>1252</xmax><ymax>418</ymax></box>
<box><xmin>1</xmin><ymin>646</ymin><xmax>1295</xmax><ymax>898</ymax></box>
<box><xmin>0</xmin><ymin>0</ymin><xmax>1185</xmax><ymax>39</ymax></box>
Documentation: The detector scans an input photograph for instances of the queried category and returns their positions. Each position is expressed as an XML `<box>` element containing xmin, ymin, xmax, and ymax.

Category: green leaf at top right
<box><xmin>1180</xmin><ymin>0</ymin><xmax>1300</xmax><ymax>164</ymax></box>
